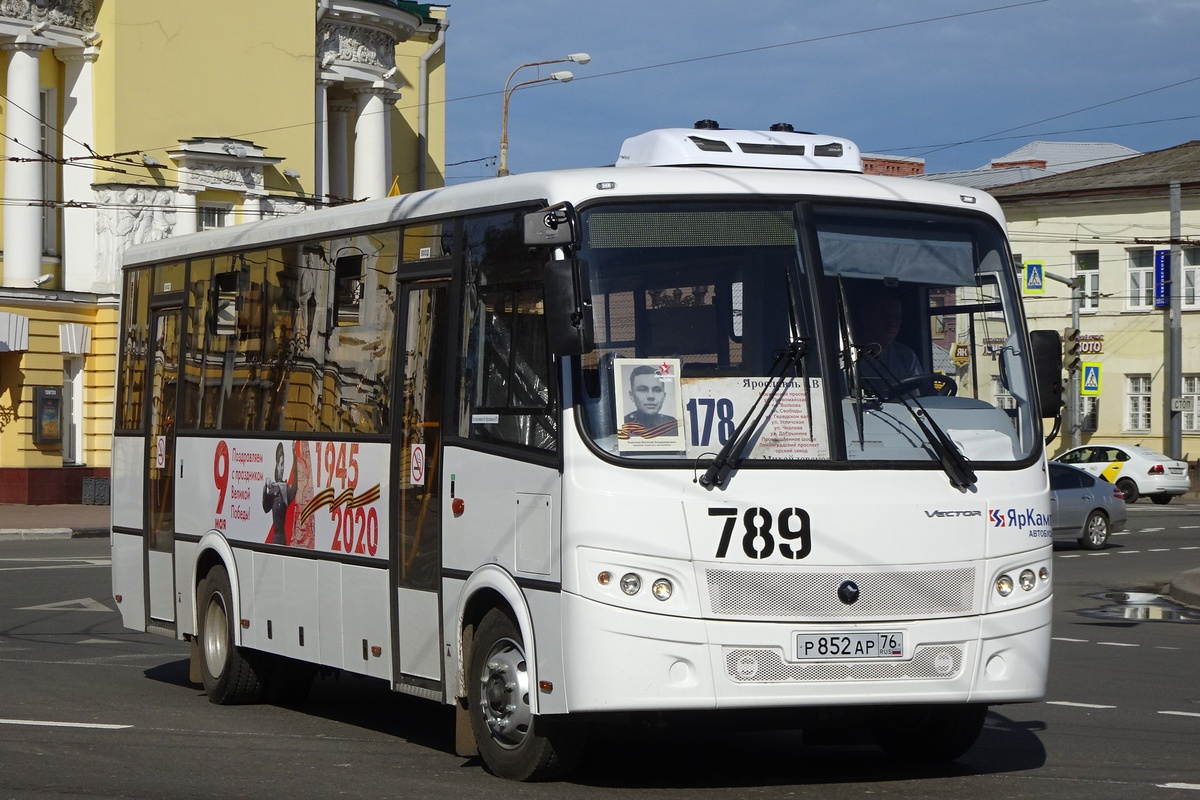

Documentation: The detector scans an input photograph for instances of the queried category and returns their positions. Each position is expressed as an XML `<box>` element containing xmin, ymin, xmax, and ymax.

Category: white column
<box><xmin>59</xmin><ymin>47</ymin><xmax>99</xmax><ymax>293</ymax></box>
<box><xmin>174</xmin><ymin>188</ymin><xmax>198</xmax><ymax>236</ymax></box>
<box><xmin>329</xmin><ymin>100</ymin><xmax>351</xmax><ymax>202</ymax></box>
<box><xmin>352</xmin><ymin>86</ymin><xmax>390</xmax><ymax>201</ymax></box>
<box><xmin>316</xmin><ymin>80</ymin><xmax>331</xmax><ymax>203</ymax></box>
<box><xmin>3</xmin><ymin>41</ymin><xmax>46</xmax><ymax>287</ymax></box>
<box><xmin>243</xmin><ymin>196</ymin><xmax>265</xmax><ymax>221</ymax></box>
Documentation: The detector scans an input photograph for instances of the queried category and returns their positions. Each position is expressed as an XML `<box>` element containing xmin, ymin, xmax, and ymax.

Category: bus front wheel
<box><xmin>197</xmin><ymin>564</ymin><xmax>266</xmax><ymax>705</ymax></box>
<box><xmin>467</xmin><ymin>608</ymin><xmax>585</xmax><ymax>781</ymax></box>
<box><xmin>872</xmin><ymin>703</ymin><xmax>987</xmax><ymax>763</ymax></box>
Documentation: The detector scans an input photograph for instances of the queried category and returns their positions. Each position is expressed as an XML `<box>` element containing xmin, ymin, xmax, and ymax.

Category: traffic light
<box><xmin>1063</xmin><ymin>327</ymin><xmax>1082</xmax><ymax>373</ymax></box>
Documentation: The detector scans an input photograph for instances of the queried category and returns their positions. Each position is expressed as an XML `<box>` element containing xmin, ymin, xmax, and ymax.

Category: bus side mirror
<box><xmin>1030</xmin><ymin>329</ymin><xmax>1064</xmax><ymax>418</ymax></box>
<box><xmin>544</xmin><ymin>258</ymin><xmax>594</xmax><ymax>356</ymax></box>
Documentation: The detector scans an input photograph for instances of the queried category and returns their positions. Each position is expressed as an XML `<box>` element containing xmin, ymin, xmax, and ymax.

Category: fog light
<box><xmin>651</xmin><ymin>578</ymin><xmax>673</xmax><ymax>601</ymax></box>
<box><xmin>620</xmin><ymin>573</ymin><xmax>642</xmax><ymax>596</ymax></box>
<box><xmin>996</xmin><ymin>574</ymin><xmax>1014</xmax><ymax>597</ymax></box>
<box><xmin>1019</xmin><ymin>569</ymin><xmax>1036</xmax><ymax>592</ymax></box>
<box><xmin>597</xmin><ymin>571</ymin><xmax>612</xmax><ymax>586</ymax></box>
<box><xmin>1039</xmin><ymin>567</ymin><xmax>1050</xmax><ymax>582</ymax></box>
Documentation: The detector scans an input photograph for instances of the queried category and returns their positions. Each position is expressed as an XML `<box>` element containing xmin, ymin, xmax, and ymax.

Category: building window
<box><xmin>1184</xmin><ymin>247</ymin><xmax>1200</xmax><ymax>309</ymax></box>
<box><xmin>1127</xmin><ymin>248</ymin><xmax>1155</xmax><ymax>310</ymax></box>
<box><xmin>991</xmin><ymin>374</ymin><xmax>1016</xmax><ymax>410</ymax></box>
<box><xmin>1184</xmin><ymin>374</ymin><xmax>1200</xmax><ymax>433</ymax></box>
<box><xmin>1125</xmin><ymin>374</ymin><xmax>1152</xmax><ymax>432</ymax></box>
<box><xmin>1073</xmin><ymin>250</ymin><xmax>1099</xmax><ymax>312</ymax></box>
<box><xmin>198</xmin><ymin>204</ymin><xmax>231</xmax><ymax>231</ymax></box>
<box><xmin>63</xmin><ymin>357</ymin><xmax>83</xmax><ymax>464</ymax></box>
<box><xmin>1079</xmin><ymin>395</ymin><xmax>1098</xmax><ymax>433</ymax></box>
<box><xmin>41</xmin><ymin>89</ymin><xmax>60</xmax><ymax>256</ymax></box>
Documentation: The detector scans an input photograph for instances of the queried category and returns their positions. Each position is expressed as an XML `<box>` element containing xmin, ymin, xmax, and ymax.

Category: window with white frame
<box><xmin>1078</xmin><ymin>395</ymin><xmax>1098</xmax><ymax>433</ymax></box>
<box><xmin>1126</xmin><ymin>374</ymin><xmax>1152</xmax><ymax>432</ymax></box>
<box><xmin>198</xmin><ymin>203</ymin><xmax>231</xmax><ymax>231</ymax></box>
<box><xmin>63</xmin><ymin>357</ymin><xmax>83</xmax><ymax>464</ymax></box>
<box><xmin>991</xmin><ymin>374</ymin><xmax>1016</xmax><ymax>410</ymax></box>
<box><xmin>41</xmin><ymin>89</ymin><xmax>59</xmax><ymax>256</ymax></box>
<box><xmin>1184</xmin><ymin>374</ymin><xmax>1200</xmax><ymax>432</ymax></box>
<box><xmin>1073</xmin><ymin>250</ymin><xmax>1099</xmax><ymax>311</ymax></box>
<box><xmin>1127</xmin><ymin>248</ymin><xmax>1155</xmax><ymax>309</ymax></box>
<box><xmin>1184</xmin><ymin>247</ymin><xmax>1199</xmax><ymax>309</ymax></box>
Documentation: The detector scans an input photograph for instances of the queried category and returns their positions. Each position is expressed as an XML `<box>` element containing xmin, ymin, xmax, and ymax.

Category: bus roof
<box><xmin>121</xmin><ymin>159</ymin><xmax>1004</xmax><ymax>269</ymax></box>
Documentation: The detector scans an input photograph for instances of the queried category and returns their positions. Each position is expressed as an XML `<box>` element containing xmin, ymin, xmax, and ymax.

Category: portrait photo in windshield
<box><xmin>614</xmin><ymin>357</ymin><xmax>685</xmax><ymax>453</ymax></box>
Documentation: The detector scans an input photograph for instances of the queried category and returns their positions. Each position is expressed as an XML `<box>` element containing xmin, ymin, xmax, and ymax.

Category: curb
<box><xmin>1169</xmin><ymin>568</ymin><xmax>1200</xmax><ymax>609</ymax></box>
<box><xmin>0</xmin><ymin>527</ymin><xmax>109</xmax><ymax>540</ymax></box>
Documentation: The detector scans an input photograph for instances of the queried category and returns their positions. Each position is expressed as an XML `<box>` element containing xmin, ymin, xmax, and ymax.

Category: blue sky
<box><xmin>439</xmin><ymin>0</ymin><xmax>1200</xmax><ymax>183</ymax></box>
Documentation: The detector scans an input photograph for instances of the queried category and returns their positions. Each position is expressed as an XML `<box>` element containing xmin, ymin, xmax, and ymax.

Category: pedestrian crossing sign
<box><xmin>1081</xmin><ymin>362</ymin><xmax>1101</xmax><ymax>396</ymax></box>
<box><xmin>1023</xmin><ymin>260</ymin><xmax>1045</xmax><ymax>294</ymax></box>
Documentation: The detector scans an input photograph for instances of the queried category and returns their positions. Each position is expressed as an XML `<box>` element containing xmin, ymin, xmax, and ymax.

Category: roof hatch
<box><xmin>616</xmin><ymin>122</ymin><xmax>862</xmax><ymax>172</ymax></box>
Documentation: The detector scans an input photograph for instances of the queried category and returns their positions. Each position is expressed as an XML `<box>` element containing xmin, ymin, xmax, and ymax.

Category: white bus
<box><xmin>112</xmin><ymin>123</ymin><xmax>1062</xmax><ymax>781</ymax></box>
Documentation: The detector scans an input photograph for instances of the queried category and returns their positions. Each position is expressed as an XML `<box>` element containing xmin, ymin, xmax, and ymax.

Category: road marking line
<box><xmin>1180</xmin><ymin>525</ymin><xmax>1200</xmax><ymax>529</ymax></box>
<box><xmin>1182</xmin><ymin>546</ymin><xmax>1200</xmax><ymax>550</ymax></box>
<box><xmin>1097</xmin><ymin>642</ymin><xmax>1139</xmax><ymax>647</ymax></box>
<box><xmin>0</xmin><ymin>718</ymin><xmax>130</xmax><ymax>730</ymax></box>
<box><xmin>1088</xmin><ymin>552</ymin><xmax>1110</xmax><ymax>556</ymax></box>
<box><xmin>1148</xmin><ymin>548</ymin><xmax>1170</xmax><ymax>552</ymax></box>
<box><xmin>1059</xmin><ymin>554</ymin><xmax>1082</xmax><ymax>559</ymax></box>
<box><xmin>1140</xmin><ymin>527</ymin><xmax>1165</xmax><ymax>532</ymax></box>
<box><xmin>1157</xmin><ymin>784</ymin><xmax>1200</xmax><ymax>791</ymax></box>
<box><xmin>1118</xmin><ymin>550</ymin><xmax>1141</xmax><ymax>554</ymax></box>
<box><xmin>1047</xmin><ymin>701</ymin><xmax>1116</xmax><ymax>709</ymax></box>
<box><xmin>1051</xmin><ymin>637</ymin><xmax>1089</xmax><ymax>643</ymax></box>
<box><xmin>1159</xmin><ymin>711</ymin><xmax>1200</xmax><ymax>718</ymax></box>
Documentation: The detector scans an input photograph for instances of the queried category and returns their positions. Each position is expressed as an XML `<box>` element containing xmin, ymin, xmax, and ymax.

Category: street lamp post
<box><xmin>498</xmin><ymin>53</ymin><xmax>590</xmax><ymax>177</ymax></box>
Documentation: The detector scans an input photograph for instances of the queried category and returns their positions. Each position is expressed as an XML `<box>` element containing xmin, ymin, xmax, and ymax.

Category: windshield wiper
<box><xmin>835</xmin><ymin>277</ymin><xmax>868</xmax><ymax>447</ymax></box>
<box><xmin>699</xmin><ymin>267</ymin><xmax>811</xmax><ymax>490</ymax></box>
<box><xmin>698</xmin><ymin>338</ymin><xmax>807</xmax><ymax>490</ymax></box>
<box><xmin>858</xmin><ymin>350</ymin><xmax>977</xmax><ymax>490</ymax></box>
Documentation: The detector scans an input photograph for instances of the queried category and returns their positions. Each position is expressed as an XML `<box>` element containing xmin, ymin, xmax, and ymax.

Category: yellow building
<box><xmin>992</xmin><ymin>142</ymin><xmax>1200</xmax><ymax>459</ymax></box>
<box><xmin>0</xmin><ymin>0</ymin><xmax>447</xmax><ymax>503</ymax></box>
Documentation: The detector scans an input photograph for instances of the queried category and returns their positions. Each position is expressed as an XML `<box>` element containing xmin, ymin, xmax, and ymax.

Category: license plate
<box><xmin>796</xmin><ymin>632</ymin><xmax>903</xmax><ymax>660</ymax></box>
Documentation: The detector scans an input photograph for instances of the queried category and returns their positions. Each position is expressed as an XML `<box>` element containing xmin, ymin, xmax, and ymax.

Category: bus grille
<box><xmin>705</xmin><ymin>567</ymin><xmax>976</xmax><ymax>620</ymax></box>
<box><xmin>724</xmin><ymin>644</ymin><xmax>965</xmax><ymax>683</ymax></box>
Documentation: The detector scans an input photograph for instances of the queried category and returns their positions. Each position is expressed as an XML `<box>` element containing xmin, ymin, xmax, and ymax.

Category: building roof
<box><xmin>986</xmin><ymin>141</ymin><xmax>1138</xmax><ymax>172</ymax></box>
<box><xmin>989</xmin><ymin>140</ymin><xmax>1200</xmax><ymax>200</ymax></box>
<box><xmin>918</xmin><ymin>140</ymin><xmax>1139</xmax><ymax>190</ymax></box>
<box><xmin>919</xmin><ymin>165</ymin><xmax>1055</xmax><ymax>189</ymax></box>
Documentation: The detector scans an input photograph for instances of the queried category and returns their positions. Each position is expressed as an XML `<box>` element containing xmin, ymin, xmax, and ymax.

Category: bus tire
<box><xmin>467</xmin><ymin>608</ymin><xmax>585</xmax><ymax>781</ymax></box>
<box><xmin>197</xmin><ymin>564</ymin><xmax>266</xmax><ymax>705</ymax></box>
<box><xmin>872</xmin><ymin>703</ymin><xmax>987</xmax><ymax>763</ymax></box>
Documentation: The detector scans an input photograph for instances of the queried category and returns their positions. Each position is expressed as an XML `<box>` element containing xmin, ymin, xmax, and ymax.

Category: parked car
<box><xmin>1049</xmin><ymin>462</ymin><xmax>1127</xmax><ymax>549</ymax></box>
<box><xmin>1052</xmin><ymin>444</ymin><xmax>1191</xmax><ymax>504</ymax></box>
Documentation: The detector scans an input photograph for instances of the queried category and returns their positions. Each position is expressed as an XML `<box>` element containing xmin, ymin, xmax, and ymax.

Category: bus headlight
<box><xmin>995</xmin><ymin>574</ymin><xmax>1014</xmax><ymax>597</ymax></box>
<box><xmin>620</xmin><ymin>573</ymin><xmax>642</xmax><ymax>596</ymax></box>
<box><xmin>1019</xmin><ymin>569</ymin><xmax>1036</xmax><ymax>592</ymax></box>
<box><xmin>651</xmin><ymin>578</ymin><xmax>673</xmax><ymax>601</ymax></box>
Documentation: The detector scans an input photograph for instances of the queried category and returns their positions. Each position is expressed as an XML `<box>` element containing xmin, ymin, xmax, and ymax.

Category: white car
<box><xmin>1053</xmin><ymin>444</ymin><xmax>1191</xmax><ymax>504</ymax></box>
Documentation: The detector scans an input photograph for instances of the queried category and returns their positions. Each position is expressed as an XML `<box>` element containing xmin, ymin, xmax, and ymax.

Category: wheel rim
<box><xmin>1086</xmin><ymin>515</ymin><xmax>1108</xmax><ymax>547</ymax></box>
<box><xmin>477</xmin><ymin>636</ymin><xmax>532</xmax><ymax>750</ymax></box>
<box><xmin>202</xmin><ymin>594</ymin><xmax>229</xmax><ymax>680</ymax></box>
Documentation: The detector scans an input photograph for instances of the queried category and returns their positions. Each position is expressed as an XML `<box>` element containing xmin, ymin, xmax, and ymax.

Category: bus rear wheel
<box><xmin>467</xmin><ymin>609</ymin><xmax>584</xmax><ymax>781</ymax></box>
<box><xmin>872</xmin><ymin>703</ymin><xmax>987</xmax><ymax>763</ymax></box>
<box><xmin>197</xmin><ymin>564</ymin><xmax>266</xmax><ymax>705</ymax></box>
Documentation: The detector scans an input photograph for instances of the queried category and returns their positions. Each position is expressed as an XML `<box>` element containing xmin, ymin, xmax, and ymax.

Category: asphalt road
<box><xmin>0</xmin><ymin>505</ymin><xmax>1198</xmax><ymax>799</ymax></box>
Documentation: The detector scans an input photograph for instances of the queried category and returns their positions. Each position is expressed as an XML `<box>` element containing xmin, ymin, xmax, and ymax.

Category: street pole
<box><xmin>1167</xmin><ymin>181</ymin><xmax>1183</xmax><ymax>459</ymax></box>
<box><xmin>1045</xmin><ymin>269</ymin><xmax>1083</xmax><ymax>448</ymax></box>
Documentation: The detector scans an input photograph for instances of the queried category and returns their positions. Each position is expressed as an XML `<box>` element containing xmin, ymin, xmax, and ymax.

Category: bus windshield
<box><xmin>574</xmin><ymin>200</ymin><xmax>1037</xmax><ymax>470</ymax></box>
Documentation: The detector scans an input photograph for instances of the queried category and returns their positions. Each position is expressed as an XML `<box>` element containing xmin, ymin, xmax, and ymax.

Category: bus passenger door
<box><xmin>147</xmin><ymin>308</ymin><xmax>181</xmax><ymax>629</ymax></box>
<box><xmin>393</xmin><ymin>281</ymin><xmax>448</xmax><ymax>683</ymax></box>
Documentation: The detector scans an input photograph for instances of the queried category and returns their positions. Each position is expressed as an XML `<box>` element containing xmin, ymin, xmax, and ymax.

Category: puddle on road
<box><xmin>1077</xmin><ymin>591</ymin><xmax>1200</xmax><ymax>623</ymax></box>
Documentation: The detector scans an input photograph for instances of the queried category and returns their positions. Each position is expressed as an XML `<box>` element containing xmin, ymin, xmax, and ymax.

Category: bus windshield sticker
<box><xmin>614</xmin><ymin>357</ymin><xmax>685</xmax><ymax>453</ymax></box>
<box><xmin>683</xmin><ymin>377</ymin><xmax>828</xmax><ymax>461</ymax></box>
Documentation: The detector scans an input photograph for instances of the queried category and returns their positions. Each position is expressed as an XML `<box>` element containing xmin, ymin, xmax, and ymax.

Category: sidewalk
<box><xmin>0</xmin><ymin>503</ymin><xmax>110</xmax><ymax>538</ymax></box>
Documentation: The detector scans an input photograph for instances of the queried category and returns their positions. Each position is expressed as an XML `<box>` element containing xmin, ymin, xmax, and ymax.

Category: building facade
<box><xmin>991</xmin><ymin>142</ymin><xmax>1200</xmax><ymax>459</ymax></box>
<box><xmin>0</xmin><ymin>0</ymin><xmax>447</xmax><ymax>502</ymax></box>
